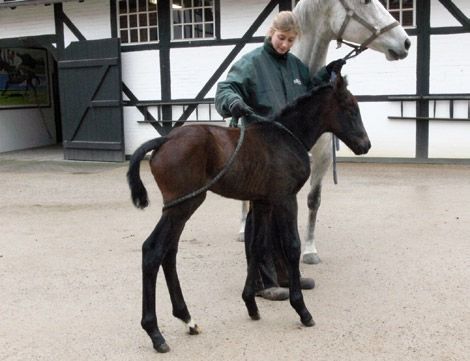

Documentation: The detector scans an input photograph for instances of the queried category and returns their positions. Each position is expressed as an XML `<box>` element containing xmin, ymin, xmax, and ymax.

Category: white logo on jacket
<box><xmin>293</xmin><ymin>78</ymin><xmax>302</xmax><ymax>85</ymax></box>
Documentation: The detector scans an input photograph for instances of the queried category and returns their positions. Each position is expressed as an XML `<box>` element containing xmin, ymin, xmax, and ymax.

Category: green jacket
<box><xmin>215</xmin><ymin>38</ymin><xmax>330</xmax><ymax>126</ymax></box>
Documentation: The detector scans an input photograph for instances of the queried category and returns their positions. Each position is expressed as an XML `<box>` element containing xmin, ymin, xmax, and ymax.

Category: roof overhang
<box><xmin>0</xmin><ymin>0</ymin><xmax>83</xmax><ymax>9</ymax></box>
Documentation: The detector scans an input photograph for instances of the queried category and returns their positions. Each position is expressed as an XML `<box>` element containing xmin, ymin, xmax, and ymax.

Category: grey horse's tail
<box><xmin>127</xmin><ymin>137</ymin><xmax>168</xmax><ymax>209</ymax></box>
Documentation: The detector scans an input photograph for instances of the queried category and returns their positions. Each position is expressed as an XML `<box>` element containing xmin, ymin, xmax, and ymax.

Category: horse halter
<box><xmin>336</xmin><ymin>0</ymin><xmax>400</xmax><ymax>60</ymax></box>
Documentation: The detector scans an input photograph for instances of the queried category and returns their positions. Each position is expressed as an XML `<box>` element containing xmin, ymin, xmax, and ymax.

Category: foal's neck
<box><xmin>275</xmin><ymin>89</ymin><xmax>330</xmax><ymax>150</ymax></box>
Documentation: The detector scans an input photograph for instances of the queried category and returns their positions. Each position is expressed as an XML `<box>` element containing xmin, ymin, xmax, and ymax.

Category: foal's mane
<box><xmin>271</xmin><ymin>75</ymin><xmax>350</xmax><ymax>125</ymax></box>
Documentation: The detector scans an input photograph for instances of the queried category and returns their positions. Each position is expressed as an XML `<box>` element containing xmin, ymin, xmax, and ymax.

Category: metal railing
<box><xmin>388</xmin><ymin>94</ymin><xmax>470</xmax><ymax>121</ymax></box>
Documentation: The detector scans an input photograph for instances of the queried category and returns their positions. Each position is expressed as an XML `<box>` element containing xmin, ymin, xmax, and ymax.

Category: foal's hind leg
<box><xmin>274</xmin><ymin>198</ymin><xmax>314</xmax><ymax>327</ymax></box>
<box><xmin>141</xmin><ymin>196</ymin><xmax>205</xmax><ymax>353</ymax></box>
<box><xmin>162</xmin><ymin>243</ymin><xmax>200</xmax><ymax>336</ymax></box>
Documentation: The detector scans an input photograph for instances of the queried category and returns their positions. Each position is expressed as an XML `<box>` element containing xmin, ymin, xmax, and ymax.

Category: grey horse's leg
<box><xmin>238</xmin><ymin>200</ymin><xmax>249</xmax><ymax>242</ymax></box>
<box><xmin>141</xmin><ymin>195</ymin><xmax>205</xmax><ymax>353</ymax></box>
<box><xmin>303</xmin><ymin>183</ymin><xmax>322</xmax><ymax>264</ymax></box>
<box><xmin>274</xmin><ymin>197</ymin><xmax>314</xmax><ymax>326</ymax></box>
<box><xmin>303</xmin><ymin>134</ymin><xmax>333</xmax><ymax>264</ymax></box>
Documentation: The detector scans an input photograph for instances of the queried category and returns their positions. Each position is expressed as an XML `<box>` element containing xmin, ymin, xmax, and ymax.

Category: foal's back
<box><xmin>150</xmin><ymin>124</ymin><xmax>310</xmax><ymax>204</ymax></box>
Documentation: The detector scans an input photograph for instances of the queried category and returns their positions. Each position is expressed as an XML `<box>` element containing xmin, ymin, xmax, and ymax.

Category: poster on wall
<box><xmin>0</xmin><ymin>47</ymin><xmax>50</xmax><ymax>108</ymax></box>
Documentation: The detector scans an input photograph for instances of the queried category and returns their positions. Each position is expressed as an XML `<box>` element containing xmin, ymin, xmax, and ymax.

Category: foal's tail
<box><xmin>127</xmin><ymin>137</ymin><xmax>168</xmax><ymax>209</ymax></box>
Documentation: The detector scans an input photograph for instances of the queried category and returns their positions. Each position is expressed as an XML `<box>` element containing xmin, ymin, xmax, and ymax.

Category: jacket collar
<box><xmin>264</xmin><ymin>37</ymin><xmax>288</xmax><ymax>60</ymax></box>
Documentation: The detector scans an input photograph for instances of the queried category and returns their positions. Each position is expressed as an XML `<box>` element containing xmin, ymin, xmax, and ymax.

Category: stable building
<box><xmin>0</xmin><ymin>0</ymin><xmax>469</xmax><ymax>162</ymax></box>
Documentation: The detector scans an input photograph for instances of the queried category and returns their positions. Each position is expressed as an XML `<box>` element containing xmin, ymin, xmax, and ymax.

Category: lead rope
<box><xmin>162</xmin><ymin>121</ymin><xmax>246</xmax><ymax>211</ymax></box>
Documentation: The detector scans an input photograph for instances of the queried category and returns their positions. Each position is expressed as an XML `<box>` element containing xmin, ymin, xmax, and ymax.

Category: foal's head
<box><xmin>322</xmin><ymin>75</ymin><xmax>371</xmax><ymax>155</ymax></box>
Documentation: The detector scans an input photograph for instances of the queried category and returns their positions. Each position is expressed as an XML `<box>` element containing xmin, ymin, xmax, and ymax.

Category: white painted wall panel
<box><xmin>431</xmin><ymin>0</ymin><xmax>470</xmax><ymax>27</ymax></box>
<box><xmin>121</xmin><ymin>50</ymin><xmax>161</xmax><ymax>100</ymax></box>
<box><xmin>220</xmin><ymin>0</ymin><xmax>274</xmax><ymax>39</ymax></box>
<box><xmin>337</xmin><ymin>102</ymin><xmax>416</xmax><ymax>158</ymax></box>
<box><xmin>429</xmin><ymin>34</ymin><xmax>470</xmax><ymax>94</ymax></box>
<box><xmin>429</xmin><ymin>122</ymin><xmax>470</xmax><ymax>158</ymax></box>
<box><xmin>63</xmin><ymin>0</ymin><xmax>111</xmax><ymax>46</ymax></box>
<box><xmin>0</xmin><ymin>5</ymin><xmax>54</xmax><ymax>37</ymax></box>
<box><xmin>171</xmin><ymin>44</ymin><xmax>259</xmax><ymax>99</ymax></box>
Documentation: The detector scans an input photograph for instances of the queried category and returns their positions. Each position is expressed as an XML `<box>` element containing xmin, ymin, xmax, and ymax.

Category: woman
<box><xmin>215</xmin><ymin>11</ymin><xmax>344</xmax><ymax>301</ymax></box>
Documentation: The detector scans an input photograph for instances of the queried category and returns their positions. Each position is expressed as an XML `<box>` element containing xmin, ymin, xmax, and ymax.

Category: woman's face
<box><xmin>271</xmin><ymin>29</ymin><xmax>298</xmax><ymax>55</ymax></box>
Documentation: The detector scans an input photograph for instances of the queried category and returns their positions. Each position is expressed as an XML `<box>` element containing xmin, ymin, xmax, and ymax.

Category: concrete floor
<box><xmin>1</xmin><ymin>148</ymin><xmax>469</xmax><ymax>360</ymax></box>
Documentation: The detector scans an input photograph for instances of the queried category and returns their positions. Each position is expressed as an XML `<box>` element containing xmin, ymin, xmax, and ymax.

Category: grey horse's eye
<box><xmin>362</xmin><ymin>0</ymin><xmax>372</xmax><ymax>4</ymax></box>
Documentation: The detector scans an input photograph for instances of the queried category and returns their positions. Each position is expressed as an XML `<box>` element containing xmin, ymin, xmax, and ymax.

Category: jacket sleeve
<box><xmin>215</xmin><ymin>56</ymin><xmax>255</xmax><ymax>118</ymax></box>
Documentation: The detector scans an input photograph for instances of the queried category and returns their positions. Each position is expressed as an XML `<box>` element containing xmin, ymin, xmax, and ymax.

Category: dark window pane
<box><xmin>150</xmin><ymin>27</ymin><xmax>158</xmax><ymax>41</ymax></box>
<box><xmin>378</xmin><ymin>0</ymin><xmax>386</xmax><ymax>7</ymax></box>
<box><xmin>174</xmin><ymin>25</ymin><xmax>182</xmax><ymax>39</ymax></box>
<box><xmin>204</xmin><ymin>0</ymin><xmax>213</xmax><ymax>6</ymax></box>
<box><xmin>389</xmin><ymin>10</ymin><xmax>400</xmax><ymax>22</ymax></box>
<box><xmin>184</xmin><ymin>24</ymin><xmax>193</xmax><ymax>38</ymax></box>
<box><xmin>389</xmin><ymin>0</ymin><xmax>399</xmax><ymax>10</ymax></box>
<box><xmin>194</xmin><ymin>0</ymin><xmax>202</xmax><ymax>6</ymax></box>
<box><xmin>139</xmin><ymin>13</ymin><xmax>147</xmax><ymax>26</ymax></box>
<box><xmin>402</xmin><ymin>0</ymin><xmax>413</xmax><ymax>8</ymax></box>
<box><xmin>129</xmin><ymin>0</ymin><xmax>137</xmax><ymax>12</ymax></box>
<box><xmin>149</xmin><ymin>12</ymin><xmax>157</xmax><ymax>26</ymax></box>
<box><xmin>402</xmin><ymin>10</ymin><xmax>413</xmax><ymax>25</ymax></box>
<box><xmin>138</xmin><ymin>0</ymin><xmax>147</xmax><ymax>12</ymax></box>
<box><xmin>205</xmin><ymin>23</ymin><xmax>213</xmax><ymax>37</ymax></box>
<box><xmin>130</xmin><ymin>29</ymin><xmax>138</xmax><ymax>42</ymax></box>
<box><xmin>183</xmin><ymin>0</ymin><xmax>192</xmax><ymax>7</ymax></box>
<box><xmin>183</xmin><ymin>9</ymin><xmax>192</xmax><ymax>22</ymax></box>
<box><xmin>120</xmin><ymin>30</ymin><xmax>129</xmax><ymax>43</ymax></box>
<box><xmin>194</xmin><ymin>23</ymin><xmax>203</xmax><ymax>38</ymax></box>
<box><xmin>130</xmin><ymin>14</ymin><xmax>138</xmax><ymax>27</ymax></box>
<box><xmin>140</xmin><ymin>28</ymin><xmax>148</xmax><ymax>42</ymax></box>
<box><xmin>204</xmin><ymin>8</ymin><xmax>213</xmax><ymax>21</ymax></box>
<box><xmin>119</xmin><ymin>0</ymin><xmax>127</xmax><ymax>14</ymax></box>
<box><xmin>173</xmin><ymin>10</ymin><xmax>182</xmax><ymax>24</ymax></box>
<box><xmin>194</xmin><ymin>8</ymin><xmax>202</xmax><ymax>22</ymax></box>
<box><xmin>173</xmin><ymin>0</ymin><xmax>182</xmax><ymax>7</ymax></box>
<box><xmin>120</xmin><ymin>15</ymin><xmax>128</xmax><ymax>28</ymax></box>
<box><xmin>148</xmin><ymin>2</ymin><xmax>157</xmax><ymax>11</ymax></box>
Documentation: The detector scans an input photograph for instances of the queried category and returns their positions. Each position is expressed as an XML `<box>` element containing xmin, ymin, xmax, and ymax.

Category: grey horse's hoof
<box><xmin>302</xmin><ymin>253</ymin><xmax>321</xmax><ymax>265</ymax></box>
<box><xmin>155</xmin><ymin>342</ymin><xmax>170</xmax><ymax>353</ymax></box>
<box><xmin>189</xmin><ymin>324</ymin><xmax>200</xmax><ymax>335</ymax></box>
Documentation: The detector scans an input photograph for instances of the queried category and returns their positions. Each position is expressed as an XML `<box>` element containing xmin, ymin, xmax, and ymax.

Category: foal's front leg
<box><xmin>274</xmin><ymin>198</ymin><xmax>315</xmax><ymax>327</ymax></box>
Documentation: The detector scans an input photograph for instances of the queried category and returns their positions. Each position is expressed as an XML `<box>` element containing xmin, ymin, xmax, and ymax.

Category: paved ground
<box><xmin>1</xmin><ymin>146</ymin><xmax>469</xmax><ymax>361</ymax></box>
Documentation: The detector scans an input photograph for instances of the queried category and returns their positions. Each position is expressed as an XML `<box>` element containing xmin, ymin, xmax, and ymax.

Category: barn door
<box><xmin>58</xmin><ymin>38</ymin><xmax>124</xmax><ymax>162</ymax></box>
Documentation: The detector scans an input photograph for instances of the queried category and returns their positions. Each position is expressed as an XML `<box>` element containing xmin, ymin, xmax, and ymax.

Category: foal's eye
<box><xmin>361</xmin><ymin>0</ymin><xmax>372</xmax><ymax>4</ymax></box>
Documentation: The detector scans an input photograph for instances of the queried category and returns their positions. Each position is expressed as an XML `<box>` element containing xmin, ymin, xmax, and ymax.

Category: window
<box><xmin>118</xmin><ymin>0</ymin><xmax>159</xmax><ymax>45</ymax></box>
<box><xmin>379</xmin><ymin>0</ymin><xmax>415</xmax><ymax>28</ymax></box>
<box><xmin>171</xmin><ymin>0</ymin><xmax>215</xmax><ymax>40</ymax></box>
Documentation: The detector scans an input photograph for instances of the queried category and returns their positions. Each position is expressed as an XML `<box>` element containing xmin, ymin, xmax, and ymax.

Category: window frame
<box><xmin>379</xmin><ymin>0</ymin><xmax>416</xmax><ymax>29</ymax></box>
<box><xmin>117</xmin><ymin>0</ymin><xmax>159</xmax><ymax>46</ymax></box>
<box><xmin>170</xmin><ymin>0</ymin><xmax>216</xmax><ymax>42</ymax></box>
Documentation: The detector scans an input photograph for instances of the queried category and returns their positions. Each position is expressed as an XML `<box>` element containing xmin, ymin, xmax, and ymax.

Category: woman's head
<box><xmin>268</xmin><ymin>11</ymin><xmax>301</xmax><ymax>55</ymax></box>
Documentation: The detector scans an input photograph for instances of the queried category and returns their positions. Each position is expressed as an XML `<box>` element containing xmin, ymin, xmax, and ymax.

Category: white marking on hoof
<box><xmin>183</xmin><ymin>318</ymin><xmax>200</xmax><ymax>335</ymax></box>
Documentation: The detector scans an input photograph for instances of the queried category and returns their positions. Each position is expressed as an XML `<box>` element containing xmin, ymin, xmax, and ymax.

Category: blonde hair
<box><xmin>268</xmin><ymin>11</ymin><xmax>301</xmax><ymax>37</ymax></box>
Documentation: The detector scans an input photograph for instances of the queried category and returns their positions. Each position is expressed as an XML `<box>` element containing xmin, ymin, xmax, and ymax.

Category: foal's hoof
<box><xmin>301</xmin><ymin>315</ymin><xmax>315</xmax><ymax>327</ymax></box>
<box><xmin>302</xmin><ymin>253</ymin><xmax>321</xmax><ymax>265</ymax></box>
<box><xmin>249</xmin><ymin>311</ymin><xmax>260</xmax><ymax>321</ymax></box>
<box><xmin>189</xmin><ymin>324</ymin><xmax>200</xmax><ymax>335</ymax></box>
<box><xmin>154</xmin><ymin>342</ymin><xmax>170</xmax><ymax>353</ymax></box>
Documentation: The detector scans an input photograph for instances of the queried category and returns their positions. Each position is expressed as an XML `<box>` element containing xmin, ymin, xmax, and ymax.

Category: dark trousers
<box><xmin>244</xmin><ymin>207</ymin><xmax>289</xmax><ymax>291</ymax></box>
